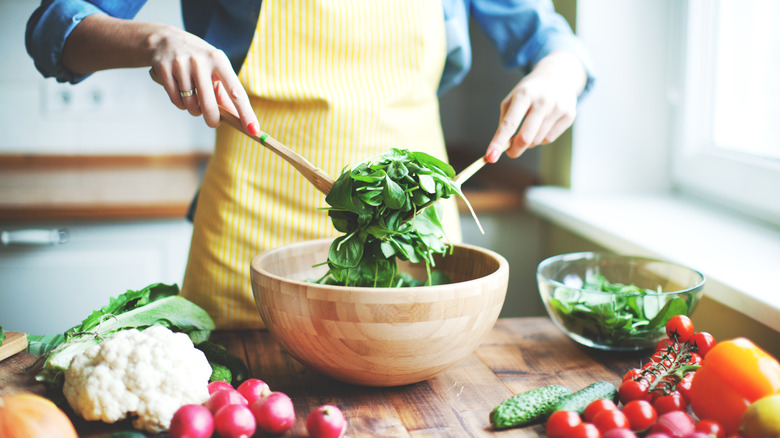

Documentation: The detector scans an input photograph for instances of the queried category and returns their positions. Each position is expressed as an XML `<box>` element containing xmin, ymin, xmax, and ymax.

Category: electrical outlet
<box><xmin>43</xmin><ymin>80</ymin><xmax>112</xmax><ymax>113</ymax></box>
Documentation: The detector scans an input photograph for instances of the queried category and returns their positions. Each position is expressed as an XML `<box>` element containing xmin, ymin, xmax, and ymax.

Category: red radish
<box><xmin>251</xmin><ymin>391</ymin><xmax>295</xmax><ymax>434</ymax></box>
<box><xmin>205</xmin><ymin>388</ymin><xmax>248</xmax><ymax>415</ymax></box>
<box><xmin>306</xmin><ymin>404</ymin><xmax>346</xmax><ymax>438</ymax></box>
<box><xmin>214</xmin><ymin>404</ymin><xmax>256</xmax><ymax>438</ymax></box>
<box><xmin>237</xmin><ymin>378</ymin><xmax>270</xmax><ymax>405</ymax></box>
<box><xmin>169</xmin><ymin>404</ymin><xmax>214</xmax><ymax>438</ymax></box>
<box><xmin>650</xmin><ymin>411</ymin><xmax>695</xmax><ymax>438</ymax></box>
<box><xmin>208</xmin><ymin>380</ymin><xmax>234</xmax><ymax>395</ymax></box>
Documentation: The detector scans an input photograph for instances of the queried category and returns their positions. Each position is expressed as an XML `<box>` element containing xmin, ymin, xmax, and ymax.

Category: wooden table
<box><xmin>0</xmin><ymin>317</ymin><xmax>644</xmax><ymax>437</ymax></box>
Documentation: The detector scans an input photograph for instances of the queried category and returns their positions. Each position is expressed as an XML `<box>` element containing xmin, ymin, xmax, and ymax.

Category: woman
<box><xmin>27</xmin><ymin>0</ymin><xmax>593</xmax><ymax>328</ymax></box>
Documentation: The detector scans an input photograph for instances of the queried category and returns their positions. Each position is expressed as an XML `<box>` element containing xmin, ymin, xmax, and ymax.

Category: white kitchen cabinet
<box><xmin>0</xmin><ymin>219</ymin><xmax>192</xmax><ymax>335</ymax></box>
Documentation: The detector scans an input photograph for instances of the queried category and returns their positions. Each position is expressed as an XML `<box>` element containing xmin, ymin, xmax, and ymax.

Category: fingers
<box><xmin>150</xmin><ymin>31</ymin><xmax>257</xmax><ymax>132</ymax></box>
<box><xmin>486</xmin><ymin>95</ymin><xmax>530</xmax><ymax>163</ymax></box>
<box><xmin>213</xmin><ymin>66</ymin><xmax>259</xmax><ymax>135</ymax></box>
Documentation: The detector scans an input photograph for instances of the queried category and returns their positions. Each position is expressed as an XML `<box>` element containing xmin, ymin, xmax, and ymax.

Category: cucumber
<box><xmin>490</xmin><ymin>385</ymin><xmax>574</xmax><ymax>429</ymax></box>
<box><xmin>553</xmin><ymin>381</ymin><xmax>618</xmax><ymax>414</ymax></box>
<box><xmin>196</xmin><ymin>341</ymin><xmax>249</xmax><ymax>386</ymax></box>
<box><xmin>209</xmin><ymin>361</ymin><xmax>233</xmax><ymax>383</ymax></box>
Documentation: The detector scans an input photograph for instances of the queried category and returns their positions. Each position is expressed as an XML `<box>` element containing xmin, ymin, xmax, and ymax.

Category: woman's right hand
<box><xmin>62</xmin><ymin>14</ymin><xmax>259</xmax><ymax>134</ymax></box>
<box><xmin>148</xmin><ymin>25</ymin><xmax>259</xmax><ymax>134</ymax></box>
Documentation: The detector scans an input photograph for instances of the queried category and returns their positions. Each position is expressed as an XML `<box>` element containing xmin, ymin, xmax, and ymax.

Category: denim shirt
<box><xmin>26</xmin><ymin>0</ymin><xmax>594</xmax><ymax>97</ymax></box>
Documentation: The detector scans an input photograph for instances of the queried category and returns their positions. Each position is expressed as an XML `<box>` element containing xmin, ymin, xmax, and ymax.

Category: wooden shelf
<box><xmin>0</xmin><ymin>154</ymin><xmax>208</xmax><ymax>221</ymax></box>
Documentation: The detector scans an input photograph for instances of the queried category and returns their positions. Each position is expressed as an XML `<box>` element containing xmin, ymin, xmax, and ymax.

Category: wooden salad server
<box><xmin>148</xmin><ymin>68</ymin><xmax>335</xmax><ymax>195</ymax></box>
<box><xmin>216</xmin><ymin>107</ymin><xmax>335</xmax><ymax>195</ymax></box>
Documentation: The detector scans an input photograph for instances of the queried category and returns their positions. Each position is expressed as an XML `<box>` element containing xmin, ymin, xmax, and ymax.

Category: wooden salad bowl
<box><xmin>250</xmin><ymin>238</ymin><xmax>509</xmax><ymax>386</ymax></box>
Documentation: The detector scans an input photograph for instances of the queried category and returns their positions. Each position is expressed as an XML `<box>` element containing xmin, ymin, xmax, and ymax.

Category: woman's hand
<box><xmin>62</xmin><ymin>14</ymin><xmax>259</xmax><ymax>134</ymax></box>
<box><xmin>148</xmin><ymin>26</ymin><xmax>259</xmax><ymax>134</ymax></box>
<box><xmin>485</xmin><ymin>51</ymin><xmax>587</xmax><ymax>163</ymax></box>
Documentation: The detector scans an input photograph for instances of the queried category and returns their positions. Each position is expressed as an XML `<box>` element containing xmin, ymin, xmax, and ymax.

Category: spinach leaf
<box><xmin>549</xmin><ymin>273</ymin><xmax>690</xmax><ymax>348</ymax></box>
<box><xmin>317</xmin><ymin>148</ymin><xmax>471</xmax><ymax>287</ymax></box>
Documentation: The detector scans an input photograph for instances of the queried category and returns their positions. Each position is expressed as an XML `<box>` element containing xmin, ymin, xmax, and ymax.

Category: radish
<box><xmin>306</xmin><ymin>404</ymin><xmax>346</xmax><ymax>438</ymax></box>
<box><xmin>169</xmin><ymin>404</ymin><xmax>214</xmax><ymax>438</ymax></box>
<box><xmin>237</xmin><ymin>378</ymin><xmax>270</xmax><ymax>405</ymax></box>
<box><xmin>650</xmin><ymin>411</ymin><xmax>695</xmax><ymax>438</ymax></box>
<box><xmin>250</xmin><ymin>391</ymin><xmax>295</xmax><ymax>434</ymax></box>
<box><xmin>208</xmin><ymin>380</ymin><xmax>234</xmax><ymax>395</ymax></box>
<box><xmin>205</xmin><ymin>388</ymin><xmax>247</xmax><ymax>415</ymax></box>
<box><xmin>214</xmin><ymin>403</ymin><xmax>256</xmax><ymax>438</ymax></box>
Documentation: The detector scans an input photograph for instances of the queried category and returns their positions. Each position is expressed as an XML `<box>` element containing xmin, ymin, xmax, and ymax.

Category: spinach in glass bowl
<box><xmin>538</xmin><ymin>253</ymin><xmax>704</xmax><ymax>351</ymax></box>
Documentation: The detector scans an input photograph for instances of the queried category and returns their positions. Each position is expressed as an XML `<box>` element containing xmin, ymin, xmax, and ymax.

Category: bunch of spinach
<box><xmin>548</xmin><ymin>273</ymin><xmax>692</xmax><ymax>347</ymax></box>
<box><xmin>27</xmin><ymin>282</ymin><xmax>215</xmax><ymax>387</ymax></box>
<box><xmin>316</xmin><ymin>148</ymin><xmax>479</xmax><ymax>287</ymax></box>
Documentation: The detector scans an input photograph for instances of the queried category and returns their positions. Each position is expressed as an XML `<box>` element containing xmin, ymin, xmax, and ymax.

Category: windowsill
<box><xmin>526</xmin><ymin>186</ymin><xmax>780</xmax><ymax>333</ymax></box>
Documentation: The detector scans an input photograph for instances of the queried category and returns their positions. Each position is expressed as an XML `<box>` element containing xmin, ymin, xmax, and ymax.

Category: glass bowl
<box><xmin>537</xmin><ymin>252</ymin><xmax>705</xmax><ymax>351</ymax></box>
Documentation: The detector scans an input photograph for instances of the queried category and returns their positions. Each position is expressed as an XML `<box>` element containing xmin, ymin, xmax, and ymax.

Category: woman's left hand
<box><xmin>485</xmin><ymin>51</ymin><xmax>587</xmax><ymax>163</ymax></box>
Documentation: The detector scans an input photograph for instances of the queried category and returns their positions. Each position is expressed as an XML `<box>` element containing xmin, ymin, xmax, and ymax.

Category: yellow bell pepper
<box><xmin>690</xmin><ymin>337</ymin><xmax>780</xmax><ymax>435</ymax></box>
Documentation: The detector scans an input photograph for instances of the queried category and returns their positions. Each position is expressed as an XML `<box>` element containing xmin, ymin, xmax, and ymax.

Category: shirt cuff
<box><xmin>26</xmin><ymin>1</ymin><xmax>106</xmax><ymax>84</ymax></box>
<box><xmin>525</xmin><ymin>32</ymin><xmax>597</xmax><ymax>103</ymax></box>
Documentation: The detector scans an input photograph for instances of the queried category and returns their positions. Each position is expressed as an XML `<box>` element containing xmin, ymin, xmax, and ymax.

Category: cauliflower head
<box><xmin>63</xmin><ymin>325</ymin><xmax>212</xmax><ymax>433</ymax></box>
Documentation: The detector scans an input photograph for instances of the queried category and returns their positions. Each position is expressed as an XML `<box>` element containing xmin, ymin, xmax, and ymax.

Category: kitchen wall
<box><xmin>1</xmin><ymin>2</ymin><xmax>552</xmax><ymax>318</ymax></box>
<box><xmin>0</xmin><ymin>1</ymin><xmax>214</xmax><ymax>155</ymax></box>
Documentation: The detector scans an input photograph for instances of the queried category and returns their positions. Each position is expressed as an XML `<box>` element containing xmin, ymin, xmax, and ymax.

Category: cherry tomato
<box><xmin>584</xmin><ymin>398</ymin><xmax>618</xmax><ymax>422</ymax></box>
<box><xmin>665</xmin><ymin>315</ymin><xmax>694</xmax><ymax>343</ymax></box>
<box><xmin>649</xmin><ymin>350</ymin><xmax>675</xmax><ymax>369</ymax></box>
<box><xmin>621</xmin><ymin>400</ymin><xmax>657</xmax><ymax>432</ymax></box>
<box><xmin>676</xmin><ymin>372</ymin><xmax>694</xmax><ymax>404</ymax></box>
<box><xmin>623</xmin><ymin>368</ymin><xmax>642</xmax><ymax>382</ymax></box>
<box><xmin>571</xmin><ymin>422</ymin><xmax>602</xmax><ymax>438</ymax></box>
<box><xmin>652</xmin><ymin>391</ymin><xmax>687</xmax><ymax>415</ymax></box>
<box><xmin>694</xmin><ymin>419</ymin><xmax>725</xmax><ymax>438</ymax></box>
<box><xmin>690</xmin><ymin>332</ymin><xmax>716</xmax><ymax>358</ymax></box>
<box><xmin>686</xmin><ymin>352</ymin><xmax>702</xmax><ymax>365</ymax></box>
<box><xmin>655</xmin><ymin>339</ymin><xmax>675</xmax><ymax>352</ymax></box>
<box><xmin>593</xmin><ymin>409</ymin><xmax>630</xmax><ymax>434</ymax></box>
<box><xmin>619</xmin><ymin>379</ymin><xmax>651</xmax><ymax>405</ymax></box>
<box><xmin>546</xmin><ymin>410</ymin><xmax>583</xmax><ymax>438</ymax></box>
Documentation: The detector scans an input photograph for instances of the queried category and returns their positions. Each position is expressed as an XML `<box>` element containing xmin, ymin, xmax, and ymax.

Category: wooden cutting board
<box><xmin>0</xmin><ymin>332</ymin><xmax>27</xmax><ymax>362</ymax></box>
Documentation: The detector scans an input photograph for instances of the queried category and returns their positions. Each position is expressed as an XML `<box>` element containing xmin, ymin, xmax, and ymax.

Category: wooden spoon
<box><xmin>453</xmin><ymin>155</ymin><xmax>488</xmax><ymax>184</ymax></box>
<box><xmin>217</xmin><ymin>108</ymin><xmax>335</xmax><ymax>195</ymax></box>
<box><xmin>148</xmin><ymin>69</ymin><xmax>335</xmax><ymax>194</ymax></box>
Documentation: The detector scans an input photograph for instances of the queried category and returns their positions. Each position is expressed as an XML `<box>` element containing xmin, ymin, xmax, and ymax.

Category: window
<box><xmin>672</xmin><ymin>0</ymin><xmax>780</xmax><ymax>227</ymax></box>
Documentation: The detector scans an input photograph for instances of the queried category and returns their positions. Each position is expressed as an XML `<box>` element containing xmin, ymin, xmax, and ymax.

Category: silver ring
<box><xmin>180</xmin><ymin>89</ymin><xmax>195</xmax><ymax>98</ymax></box>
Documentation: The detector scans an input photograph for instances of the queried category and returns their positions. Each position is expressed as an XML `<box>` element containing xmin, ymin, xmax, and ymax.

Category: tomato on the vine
<box><xmin>622</xmin><ymin>368</ymin><xmax>641</xmax><ymax>382</ymax></box>
<box><xmin>655</xmin><ymin>339</ymin><xmax>675</xmax><ymax>352</ymax></box>
<box><xmin>619</xmin><ymin>379</ymin><xmax>652</xmax><ymax>404</ymax></box>
<box><xmin>686</xmin><ymin>351</ymin><xmax>702</xmax><ymax>365</ymax></box>
<box><xmin>545</xmin><ymin>410</ymin><xmax>582</xmax><ymax>438</ymax></box>
<box><xmin>690</xmin><ymin>331</ymin><xmax>716</xmax><ymax>358</ymax></box>
<box><xmin>676</xmin><ymin>372</ymin><xmax>694</xmax><ymax>404</ymax></box>
<box><xmin>593</xmin><ymin>409</ymin><xmax>630</xmax><ymax>434</ymax></box>
<box><xmin>666</xmin><ymin>315</ymin><xmax>695</xmax><ymax>343</ymax></box>
<box><xmin>652</xmin><ymin>391</ymin><xmax>687</xmax><ymax>415</ymax></box>
<box><xmin>584</xmin><ymin>398</ymin><xmax>618</xmax><ymax>422</ymax></box>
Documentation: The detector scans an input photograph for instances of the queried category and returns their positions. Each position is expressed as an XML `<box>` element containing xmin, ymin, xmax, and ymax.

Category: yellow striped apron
<box><xmin>181</xmin><ymin>0</ymin><xmax>461</xmax><ymax>329</ymax></box>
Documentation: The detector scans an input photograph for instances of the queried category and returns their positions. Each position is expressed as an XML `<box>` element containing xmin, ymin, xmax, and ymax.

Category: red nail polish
<box><xmin>247</xmin><ymin>122</ymin><xmax>259</xmax><ymax>136</ymax></box>
<box><xmin>486</xmin><ymin>150</ymin><xmax>500</xmax><ymax>163</ymax></box>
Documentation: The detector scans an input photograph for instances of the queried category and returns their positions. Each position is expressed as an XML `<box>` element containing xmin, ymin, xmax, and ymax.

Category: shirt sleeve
<box><xmin>26</xmin><ymin>0</ymin><xmax>147</xmax><ymax>84</ymax></box>
<box><xmin>470</xmin><ymin>0</ymin><xmax>596</xmax><ymax>100</ymax></box>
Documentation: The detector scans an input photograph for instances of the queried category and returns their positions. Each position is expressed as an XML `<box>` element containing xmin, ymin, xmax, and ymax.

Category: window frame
<box><xmin>670</xmin><ymin>0</ymin><xmax>780</xmax><ymax>227</ymax></box>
